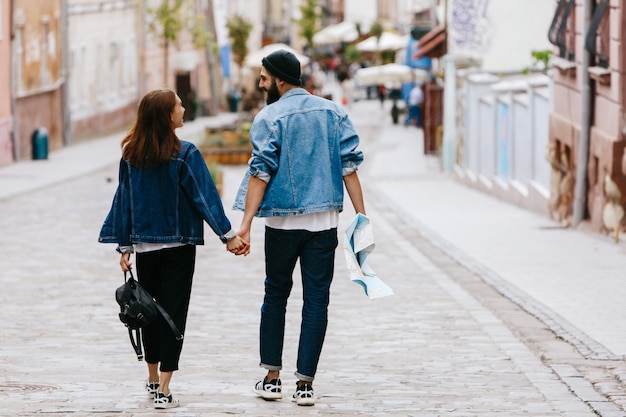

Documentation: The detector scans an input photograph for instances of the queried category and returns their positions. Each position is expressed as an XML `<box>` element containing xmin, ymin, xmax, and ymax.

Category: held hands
<box><xmin>237</xmin><ymin>228</ymin><xmax>251</xmax><ymax>256</ymax></box>
<box><xmin>226</xmin><ymin>235</ymin><xmax>250</xmax><ymax>256</ymax></box>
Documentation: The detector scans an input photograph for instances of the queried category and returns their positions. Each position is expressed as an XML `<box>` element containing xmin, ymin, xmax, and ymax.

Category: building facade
<box><xmin>12</xmin><ymin>0</ymin><xmax>65</xmax><ymax>160</ymax></box>
<box><xmin>436</xmin><ymin>0</ymin><xmax>555</xmax><ymax>214</ymax></box>
<box><xmin>0</xmin><ymin>0</ymin><xmax>13</xmax><ymax>165</ymax></box>
<box><xmin>446</xmin><ymin>0</ymin><xmax>553</xmax><ymax>73</ymax></box>
<box><xmin>139</xmin><ymin>0</ymin><xmax>218</xmax><ymax>119</ymax></box>
<box><xmin>549</xmin><ymin>0</ymin><xmax>626</xmax><ymax>232</ymax></box>
<box><xmin>67</xmin><ymin>0</ymin><xmax>138</xmax><ymax>140</ymax></box>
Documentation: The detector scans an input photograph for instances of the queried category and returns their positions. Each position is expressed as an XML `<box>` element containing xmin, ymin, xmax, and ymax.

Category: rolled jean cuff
<box><xmin>260</xmin><ymin>362</ymin><xmax>281</xmax><ymax>371</ymax></box>
<box><xmin>294</xmin><ymin>371</ymin><xmax>313</xmax><ymax>382</ymax></box>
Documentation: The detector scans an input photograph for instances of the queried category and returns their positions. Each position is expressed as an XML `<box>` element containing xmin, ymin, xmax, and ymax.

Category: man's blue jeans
<box><xmin>260</xmin><ymin>226</ymin><xmax>338</xmax><ymax>382</ymax></box>
<box><xmin>405</xmin><ymin>104</ymin><xmax>422</xmax><ymax>127</ymax></box>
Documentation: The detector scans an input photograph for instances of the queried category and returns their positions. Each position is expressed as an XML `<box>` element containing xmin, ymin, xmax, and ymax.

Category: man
<box><xmin>233</xmin><ymin>50</ymin><xmax>366</xmax><ymax>406</ymax></box>
<box><xmin>405</xmin><ymin>82</ymin><xmax>424</xmax><ymax>127</ymax></box>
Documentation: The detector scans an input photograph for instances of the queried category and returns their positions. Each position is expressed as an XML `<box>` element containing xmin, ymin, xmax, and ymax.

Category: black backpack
<box><xmin>115</xmin><ymin>269</ymin><xmax>183</xmax><ymax>360</ymax></box>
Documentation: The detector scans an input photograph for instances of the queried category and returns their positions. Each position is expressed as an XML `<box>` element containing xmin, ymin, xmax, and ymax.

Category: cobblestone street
<box><xmin>0</xmin><ymin>99</ymin><xmax>624</xmax><ymax>416</ymax></box>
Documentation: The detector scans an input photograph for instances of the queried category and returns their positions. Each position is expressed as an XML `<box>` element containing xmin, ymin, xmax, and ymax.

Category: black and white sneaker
<box><xmin>254</xmin><ymin>377</ymin><xmax>282</xmax><ymax>400</ymax></box>
<box><xmin>145</xmin><ymin>380</ymin><xmax>159</xmax><ymax>398</ymax></box>
<box><xmin>292</xmin><ymin>382</ymin><xmax>314</xmax><ymax>406</ymax></box>
<box><xmin>154</xmin><ymin>391</ymin><xmax>180</xmax><ymax>409</ymax></box>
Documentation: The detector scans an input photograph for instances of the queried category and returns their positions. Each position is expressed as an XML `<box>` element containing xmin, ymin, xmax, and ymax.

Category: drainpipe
<box><xmin>442</xmin><ymin>54</ymin><xmax>457</xmax><ymax>172</ymax></box>
<box><xmin>573</xmin><ymin>0</ymin><xmax>592</xmax><ymax>225</ymax></box>
<box><xmin>60</xmin><ymin>0</ymin><xmax>71</xmax><ymax>145</ymax></box>
<box><xmin>10</xmin><ymin>0</ymin><xmax>20</xmax><ymax>161</ymax></box>
<box><xmin>440</xmin><ymin>0</ymin><xmax>455</xmax><ymax>172</ymax></box>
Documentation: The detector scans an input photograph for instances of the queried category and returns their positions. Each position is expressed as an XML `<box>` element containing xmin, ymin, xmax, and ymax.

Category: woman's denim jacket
<box><xmin>99</xmin><ymin>141</ymin><xmax>233</xmax><ymax>252</ymax></box>
<box><xmin>233</xmin><ymin>88</ymin><xmax>363</xmax><ymax>217</ymax></box>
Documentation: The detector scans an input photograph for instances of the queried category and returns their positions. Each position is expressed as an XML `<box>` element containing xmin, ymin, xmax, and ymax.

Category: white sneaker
<box><xmin>145</xmin><ymin>380</ymin><xmax>159</xmax><ymax>398</ymax></box>
<box><xmin>254</xmin><ymin>377</ymin><xmax>282</xmax><ymax>400</ymax></box>
<box><xmin>292</xmin><ymin>382</ymin><xmax>314</xmax><ymax>406</ymax></box>
<box><xmin>154</xmin><ymin>391</ymin><xmax>180</xmax><ymax>409</ymax></box>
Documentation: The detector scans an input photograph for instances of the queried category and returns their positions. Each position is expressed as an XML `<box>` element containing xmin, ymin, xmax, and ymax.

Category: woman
<box><xmin>99</xmin><ymin>88</ymin><xmax>247</xmax><ymax>409</ymax></box>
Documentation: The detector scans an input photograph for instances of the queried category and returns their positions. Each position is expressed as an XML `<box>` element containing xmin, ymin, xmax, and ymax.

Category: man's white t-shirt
<box><xmin>266</xmin><ymin>211</ymin><xmax>339</xmax><ymax>232</ymax></box>
<box><xmin>408</xmin><ymin>86</ymin><xmax>424</xmax><ymax>106</ymax></box>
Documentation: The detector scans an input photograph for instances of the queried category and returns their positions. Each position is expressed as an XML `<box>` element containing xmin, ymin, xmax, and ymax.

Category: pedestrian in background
<box><xmin>405</xmin><ymin>82</ymin><xmax>424</xmax><ymax>128</ymax></box>
<box><xmin>377</xmin><ymin>84</ymin><xmax>386</xmax><ymax>108</ymax></box>
<box><xmin>98</xmin><ymin>88</ymin><xmax>248</xmax><ymax>409</ymax></box>
<box><xmin>232</xmin><ymin>50</ymin><xmax>366</xmax><ymax>406</ymax></box>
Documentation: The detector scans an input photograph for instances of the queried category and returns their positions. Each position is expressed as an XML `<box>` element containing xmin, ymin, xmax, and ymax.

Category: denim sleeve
<box><xmin>179</xmin><ymin>145</ymin><xmax>233</xmax><ymax>241</ymax></box>
<box><xmin>248</xmin><ymin>116</ymin><xmax>279</xmax><ymax>183</ymax></box>
<box><xmin>338</xmin><ymin>115</ymin><xmax>364</xmax><ymax>175</ymax></box>
<box><xmin>98</xmin><ymin>159</ymin><xmax>132</xmax><ymax>250</ymax></box>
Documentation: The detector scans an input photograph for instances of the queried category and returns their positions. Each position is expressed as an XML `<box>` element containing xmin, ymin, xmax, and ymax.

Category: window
<box><xmin>548</xmin><ymin>0</ymin><xmax>576</xmax><ymax>61</ymax></box>
<box><xmin>585</xmin><ymin>0</ymin><xmax>609</xmax><ymax>68</ymax></box>
<box><xmin>585</xmin><ymin>0</ymin><xmax>610</xmax><ymax>84</ymax></box>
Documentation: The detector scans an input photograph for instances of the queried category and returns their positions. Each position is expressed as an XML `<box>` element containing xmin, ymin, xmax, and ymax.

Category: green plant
<box><xmin>203</xmin><ymin>131</ymin><xmax>224</xmax><ymax>147</ymax></box>
<box><xmin>523</xmin><ymin>49</ymin><xmax>553</xmax><ymax>74</ymax></box>
<box><xmin>369</xmin><ymin>20</ymin><xmax>383</xmax><ymax>39</ymax></box>
<box><xmin>295</xmin><ymin>0</ymin><xmax>320</xmax><ymax>50</ymax></box>
<box><xmin>144</xmin><ymin>0</ymin><xmax>212</xmax><ymax>85</ymax></box>
<box><xmin>532</xmin><ymin>50</ymin><xmax>553</xmax><ymax>72</ymax></box>
<box><xmin>369</xmin><ymin>20</ymin><xmax>384</xmax><ymax>64</ymax></box>
<box><xmin>226</xmin><ymin>14</ymin><xmax>253</xmax><ymax>88</ymax></box>
<box><xmin>381</xmin><ymin>50</ymin><xmax>396</xmax><ymax>64</ymax></box>
<box><xmin>343</xmin><ymin>45</ymin><xmax>362</xmax><ymax>63</ymax></box>
<box><xmin>207</xmin><ymin>161</ymin><xmax>223</xmax><ymax>185</ymax></box>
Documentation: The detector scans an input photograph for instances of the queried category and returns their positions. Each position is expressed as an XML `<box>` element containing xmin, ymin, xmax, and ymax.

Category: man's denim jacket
<box><xmin>233</xmin><ymin>88</ymin><xmax>363</xmax><ymax>217</ymax></box>
<box><xmin>99</xmin><ymin>141</ymin><xmax>233</xmax><ymax>252</ymax></box>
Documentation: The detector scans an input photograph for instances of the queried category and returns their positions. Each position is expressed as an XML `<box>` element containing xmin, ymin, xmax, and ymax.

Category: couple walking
<box><xmin>99</xmin><ymin>50</ymin><xmax>367</xmax><ymax>409</ymax></box>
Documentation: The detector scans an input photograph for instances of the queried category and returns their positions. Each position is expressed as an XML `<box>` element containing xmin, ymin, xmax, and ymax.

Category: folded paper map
<box><xmin>343</xmin><ymin>213</ymin><xmax>393</xmax><ymax>300</ymax></box>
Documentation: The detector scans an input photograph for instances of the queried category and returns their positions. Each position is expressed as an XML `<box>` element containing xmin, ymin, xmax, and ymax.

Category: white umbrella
<box><xmin>313</xmin><ymin>21</ymin><xmax>359</xmax><ymax>45</ymax></box>
<box><xmin>355</xmin><ymin>32</ymin><xmax>409</xmax><ymax>52</ymax></box>
<box><xmin>244</xmin><ymin>43</ymin><xmax>310</xmax><ymax>68</ymax></box>
<box><xmin>354</xmin><ymin>64</ymin><xmax>428</xmax><ymax>86</ymax></box>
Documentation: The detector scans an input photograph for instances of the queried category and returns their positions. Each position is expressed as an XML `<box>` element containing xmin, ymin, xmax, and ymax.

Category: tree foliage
<box><xmin>226</xmin><ymin>14</ymin><xmax>253</xmax><ymax>69</ymax></box>
<box><xmin>369</xmin><ymin>20</ymin><xmax>384</xmax><ymax>64</ymax></box>
<box><xmin>344</xmin><ymin>45</ymin><xmax>362</xmax><ymax>63</ymax></box>
<box><xmin>522</xmin><ymin>49</ymin><xmax>554</xmax><ymax>75</ymax></box>
<box><xmin>369</xmin><ymin>20</ymin><xmax>384</xmax><ymax>40</ymax></box>
<box><xmin>295</xmin><ymin>0</ymin><xmax>320</xmax><ymax>50</ymax></box>
<box><xmin>531</xmin><ymin>49</ymin><xmax>553</xmax><ymax>72</ymax></box>
<box><xmin>144</xmin><ymin>0</ymin><xmax>212</xmax><ymax>85</ymax></box>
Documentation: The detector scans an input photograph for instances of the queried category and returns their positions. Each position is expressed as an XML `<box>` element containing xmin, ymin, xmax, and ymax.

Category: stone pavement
<box><xmin>0</xmin><ymin>99</ymin><xmax>625</xmax><ymax>416</ymax></box>
<box><xmin>0</xmin><ymin>113</ymin><xmax>239</xmax><ymax>202</ymax></box>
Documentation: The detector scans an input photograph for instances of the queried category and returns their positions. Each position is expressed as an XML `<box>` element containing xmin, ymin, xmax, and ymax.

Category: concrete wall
<box><xmin>457</xmin><ymin>72</ymin><xmax>552</xmax><ymax>216</ymax></box>
<box><xmin>67</xmin><ymin>0</ymin><xmax>138</xmax><ymax>140</ymax></box>
<box><xmin>447</xmin><ymin>0</ymin><xmax>554</xmax><ymax>73</ymax></box>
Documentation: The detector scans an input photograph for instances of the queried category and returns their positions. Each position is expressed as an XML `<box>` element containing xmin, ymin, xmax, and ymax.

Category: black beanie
<box><xmin>261</xmin><ymin>50</ymin><xmax>302</xmax><ymax>87</ymax></box>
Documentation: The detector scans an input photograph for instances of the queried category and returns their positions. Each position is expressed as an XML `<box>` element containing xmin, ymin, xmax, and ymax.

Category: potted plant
<box><xmin>199</xmin><ymin>127</ymin><xmax>252</xmax><ymax>165</ymax></box>
<box><xmin>206</xmin><ymin>161</ymin><xmax>223</xmax><ymax>196</ymax></box>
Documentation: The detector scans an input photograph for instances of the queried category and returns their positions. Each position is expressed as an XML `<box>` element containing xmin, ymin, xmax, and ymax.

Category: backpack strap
<box><xmin>152</xmin><ymin>300</ymin><xmax>184</xmax><ymax>341</ymax></box>
<box><xmin>128</xmin><ymin>328</ymin><xmax>143</xmax><ymax>361</ymax></box>
<box><xmin>126</xmin><ymin>268</ymin><xmax>183</xmax><ymax>339</ymax></box>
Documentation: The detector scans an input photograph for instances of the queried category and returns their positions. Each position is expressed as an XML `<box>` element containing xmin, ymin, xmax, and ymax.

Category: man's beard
<box><xmin>265</xmin><ymin>79</ymin><xmax>280</xmax><ymax>105</ymax></box>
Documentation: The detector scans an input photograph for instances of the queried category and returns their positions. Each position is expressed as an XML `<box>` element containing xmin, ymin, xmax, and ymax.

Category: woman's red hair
<box><xmin>121</xmin><ymin>88</ymin><xmax>181</xmax><ymax>167</ymax></box>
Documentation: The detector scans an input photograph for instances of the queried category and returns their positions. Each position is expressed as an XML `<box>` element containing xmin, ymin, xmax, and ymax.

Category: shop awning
<box><xmin>412</xmin><ymin>25</ymin><xmax>446</xmax><ymax>59</ymax></box>
<box><xmin>313</xmin><ymin>21</ymin><xmax>359</xmax><ymax>45</ymax></box>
